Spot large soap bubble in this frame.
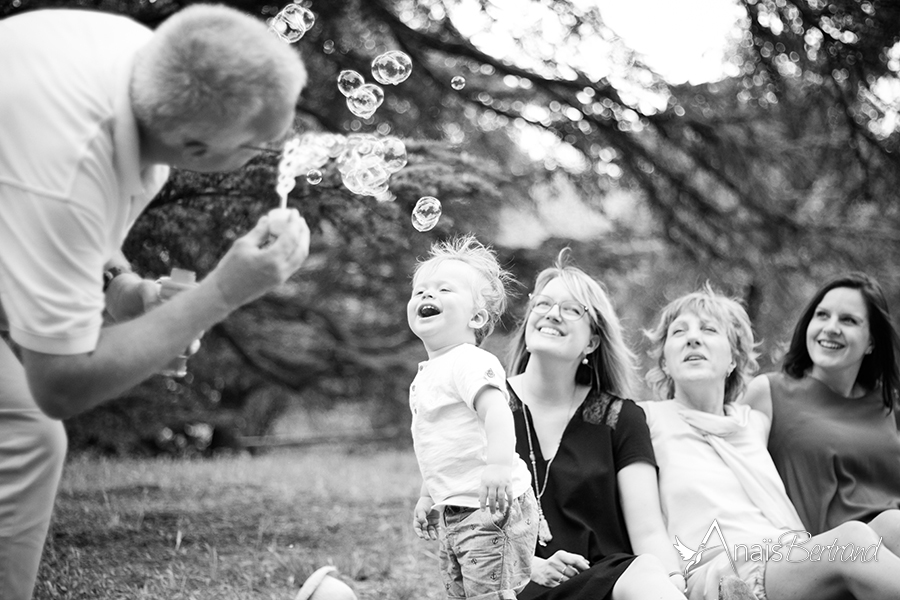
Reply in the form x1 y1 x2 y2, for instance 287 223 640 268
337 70 365 97
411 196 442 231
381 137 408 173
371 51 413 85
270 4 315 43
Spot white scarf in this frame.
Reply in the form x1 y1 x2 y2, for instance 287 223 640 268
678 403 804 531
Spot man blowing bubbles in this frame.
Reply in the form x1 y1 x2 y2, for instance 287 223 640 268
0 5 309 598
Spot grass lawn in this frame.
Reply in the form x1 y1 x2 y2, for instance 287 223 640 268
35 445 445 600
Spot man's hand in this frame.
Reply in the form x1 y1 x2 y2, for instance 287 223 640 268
104 274 161 323
413 496 439 540
479 463 513 514
206 209 310 309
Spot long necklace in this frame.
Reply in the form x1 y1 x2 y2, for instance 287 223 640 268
523 395 580 547
523 406 554 546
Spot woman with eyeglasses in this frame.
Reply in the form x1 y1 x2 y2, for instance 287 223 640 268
506 250 687 600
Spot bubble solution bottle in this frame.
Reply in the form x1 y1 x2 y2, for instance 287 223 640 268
157 268 197 378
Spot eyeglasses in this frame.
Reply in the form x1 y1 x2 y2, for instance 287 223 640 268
529 294 588 321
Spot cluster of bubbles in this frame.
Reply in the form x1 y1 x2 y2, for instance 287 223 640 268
269 4 315 43
276 132 409 200
338 70 384 119
265 9 445 231
338 50 413 119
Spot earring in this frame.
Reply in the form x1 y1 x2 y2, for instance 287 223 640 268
581 356 589 365
866 347 873 355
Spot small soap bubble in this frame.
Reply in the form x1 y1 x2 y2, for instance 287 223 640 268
324 134 348 158
347 84 384 118
361 83 385 105
365 180 391 197
381 137 408 173
451 76 466 90
412 196 442 231
374 190 396 203
306 169 323 185
371 50 413 85
358 163 390 189
337 70 365 97
276 176 295 199
341 169 367 195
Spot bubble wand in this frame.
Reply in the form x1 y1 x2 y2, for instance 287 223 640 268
268 142 298 236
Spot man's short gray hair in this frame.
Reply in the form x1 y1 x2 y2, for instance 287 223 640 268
131 4 307 142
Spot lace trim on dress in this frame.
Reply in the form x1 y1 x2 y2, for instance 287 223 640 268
511 387 627 429
582 390 625 428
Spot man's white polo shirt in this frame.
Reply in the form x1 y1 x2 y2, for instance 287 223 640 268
0 10 169 354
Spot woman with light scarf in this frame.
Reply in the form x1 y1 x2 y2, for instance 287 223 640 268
639 286 900 600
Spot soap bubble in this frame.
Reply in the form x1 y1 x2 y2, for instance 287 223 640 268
270 5 315 43
282 5 315 31
411 212 439 232
276 175 295 200
346 84 384 118
411 196 441 231
358 163 390 189
451 76 466 90
362 84 385 105
271 131 410 199
371 51 413 85
341 169 366 195
279 133 328 177
337 70 364 97
352 135 385 160
317 133 348 158
381 137 408 173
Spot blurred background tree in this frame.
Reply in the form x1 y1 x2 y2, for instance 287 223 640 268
2 0 897 454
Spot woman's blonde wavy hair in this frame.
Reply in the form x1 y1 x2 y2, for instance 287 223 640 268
644 284 759 404
506 249 638 398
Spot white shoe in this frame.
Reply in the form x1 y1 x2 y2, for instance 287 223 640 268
296 566 358 600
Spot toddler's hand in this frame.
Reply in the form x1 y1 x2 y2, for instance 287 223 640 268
413 496 439 541
479 464 513 514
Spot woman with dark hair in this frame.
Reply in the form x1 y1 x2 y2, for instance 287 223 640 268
641 286 900 600
742 273 900 547
506 250 688 600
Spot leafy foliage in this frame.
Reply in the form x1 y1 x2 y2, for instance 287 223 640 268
3 0 898 449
